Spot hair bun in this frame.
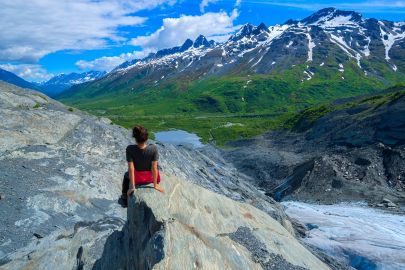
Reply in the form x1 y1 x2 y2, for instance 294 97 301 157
132 125 149 143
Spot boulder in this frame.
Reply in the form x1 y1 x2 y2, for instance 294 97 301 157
103 175 329 270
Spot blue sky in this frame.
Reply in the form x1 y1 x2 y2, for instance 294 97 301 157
0 0 404 82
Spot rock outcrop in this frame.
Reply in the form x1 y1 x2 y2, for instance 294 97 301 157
93 176 330 270
0 81 130 268
0 81 331 269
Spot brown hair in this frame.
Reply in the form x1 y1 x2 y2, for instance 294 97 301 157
132 125 149 143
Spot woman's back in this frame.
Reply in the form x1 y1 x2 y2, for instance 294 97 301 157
126 144 158 171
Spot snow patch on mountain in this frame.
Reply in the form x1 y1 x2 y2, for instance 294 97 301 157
315 15 360 29
305 28 316 62
107 8 405 82
379 22 405 61
329 33 362 67
267 24 290 43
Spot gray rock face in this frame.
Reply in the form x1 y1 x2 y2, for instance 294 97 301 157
91 176 330 270
0 81 130 266
0 81 331 269
224 89 405 206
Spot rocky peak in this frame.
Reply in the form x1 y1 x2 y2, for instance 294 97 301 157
180 38 194 51
301 7 363 26
193 34 211 48
229 23 256 41
253 22 269 34
301 7 337 24
229 23 270 42
333 9 363 22
239 23 256 35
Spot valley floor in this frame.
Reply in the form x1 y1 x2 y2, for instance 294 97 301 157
282 201 405 270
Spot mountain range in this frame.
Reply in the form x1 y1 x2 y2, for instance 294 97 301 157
0 68 105 97
59 8 405 118
35 71 106 97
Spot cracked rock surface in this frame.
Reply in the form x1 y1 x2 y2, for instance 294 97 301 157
116 175 330 270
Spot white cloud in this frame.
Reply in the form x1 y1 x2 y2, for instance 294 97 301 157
75 9 240 72
0 0 177 63
200 0 218 12
76 9 240 72
0 64 53 82
130 9 240 51
200 0 241 12
75 50 153 71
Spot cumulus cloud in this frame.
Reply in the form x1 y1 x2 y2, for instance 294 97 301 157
130 9 240 51
75 50 153 71
0 63 53 82
75 9 240 72
0 0 177 63
200 0 241 12
200 0 218 12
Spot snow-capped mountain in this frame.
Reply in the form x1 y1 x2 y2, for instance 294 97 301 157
59 8 405 113
38 70 106 97
114 35 216 71
101 8 404 85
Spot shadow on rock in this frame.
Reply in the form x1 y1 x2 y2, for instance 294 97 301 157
92 196 165 270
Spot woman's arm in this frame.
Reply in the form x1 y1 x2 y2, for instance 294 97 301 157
127 162 136 196
152 161 164 193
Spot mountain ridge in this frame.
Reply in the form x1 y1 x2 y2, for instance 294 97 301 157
36 70 106 97
57 8 405 145
109 7 404 75
0 68 39 91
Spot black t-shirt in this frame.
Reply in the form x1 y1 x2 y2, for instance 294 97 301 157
126 144 159 171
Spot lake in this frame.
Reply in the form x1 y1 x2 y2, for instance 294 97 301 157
154 130 203 148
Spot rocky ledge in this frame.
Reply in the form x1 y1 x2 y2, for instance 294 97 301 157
93 175 330 270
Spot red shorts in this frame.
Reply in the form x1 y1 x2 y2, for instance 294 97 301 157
134 170 161 185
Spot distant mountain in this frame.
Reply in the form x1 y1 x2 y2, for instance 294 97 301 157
113 35 216 71
38 71 106 97
0 68 39 90
59 8 405 120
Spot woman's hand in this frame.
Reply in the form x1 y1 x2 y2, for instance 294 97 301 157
154 184 165 193
127 187 135 196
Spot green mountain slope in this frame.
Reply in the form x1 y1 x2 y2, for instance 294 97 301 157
57 9 405 145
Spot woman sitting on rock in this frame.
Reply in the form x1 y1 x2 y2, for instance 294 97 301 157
121 125 164 206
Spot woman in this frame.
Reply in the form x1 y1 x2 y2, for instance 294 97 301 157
121 125 164 206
